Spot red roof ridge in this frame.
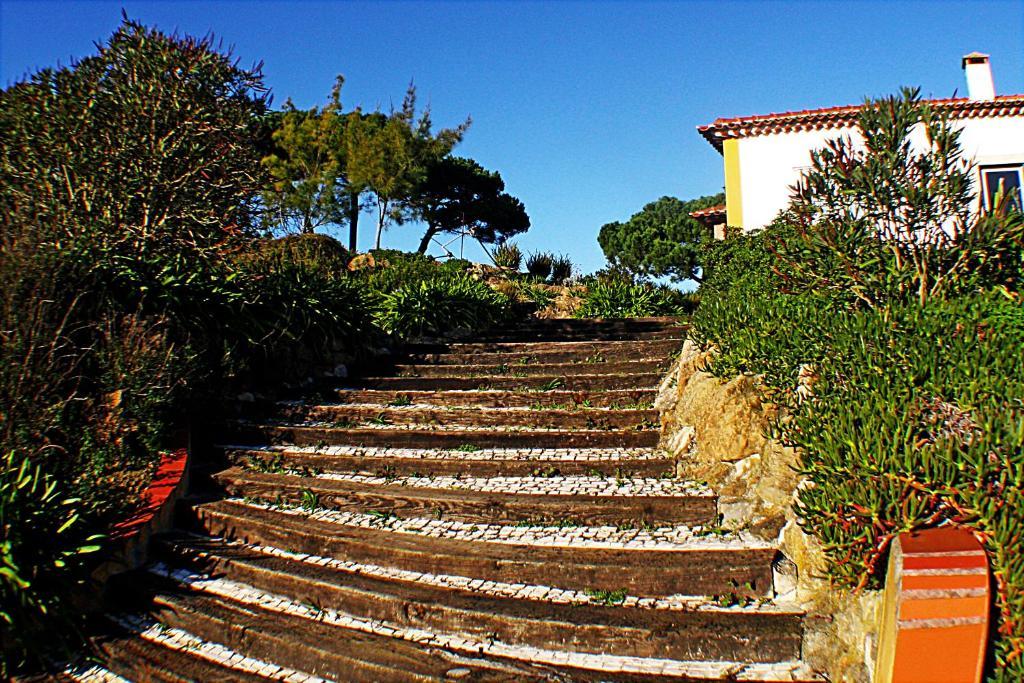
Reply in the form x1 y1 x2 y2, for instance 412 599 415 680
698 94 1024 152
689 203 726 217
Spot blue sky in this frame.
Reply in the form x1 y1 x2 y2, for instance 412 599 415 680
2 1 1022 273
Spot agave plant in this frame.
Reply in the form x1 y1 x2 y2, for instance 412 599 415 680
525 251 554 281
492 243 523 271
550 254 574 285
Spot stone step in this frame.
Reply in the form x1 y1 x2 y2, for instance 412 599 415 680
144 562 822 682
116 576 539 682
266 402 661 430
210 468 718 527
221 421 661 450
402 337 684 357
331 388 657 409
348 372 664 392
467 323 685 343
92 614 297 683
222 444 675 478
489 316 681 331
60 662 131 683
381 358 670 378
155 537 804 664
181 498 777 597
397 338 683 366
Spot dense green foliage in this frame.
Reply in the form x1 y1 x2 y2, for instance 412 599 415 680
0 20 276 671
691 90 1024 678
598 194 724 282
375 274 512 338
575 277 693 318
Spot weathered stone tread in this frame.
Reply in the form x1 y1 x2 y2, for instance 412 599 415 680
348 373 664 392
182 498 776 596
146 563 819 681
151 549 803 665
330 388 657 409
212 468 718 526
224 444 674 477
266 402 661 430
222 421 660 449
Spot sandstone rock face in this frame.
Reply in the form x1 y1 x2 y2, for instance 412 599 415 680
659 339 882 683
346 252 377 272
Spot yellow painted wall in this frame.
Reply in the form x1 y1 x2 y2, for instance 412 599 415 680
723 139 743 229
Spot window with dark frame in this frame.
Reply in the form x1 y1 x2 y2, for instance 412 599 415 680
981 166 1023 212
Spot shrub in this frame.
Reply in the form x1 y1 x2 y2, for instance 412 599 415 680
575 278 686 318
355 249 446 295
1 451 102 676
375 274 511 338
781 87 1024 307
492 242 523 271
244 234 351 275
549 254 575 285
525 251 554 281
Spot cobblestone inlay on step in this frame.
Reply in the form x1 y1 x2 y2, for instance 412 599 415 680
227 498 764 551
248 419 657 434
225 444 668 462
278 400 654 413
150 564 821 681
111 613 328 683
311 472 713 497
182 536 796 610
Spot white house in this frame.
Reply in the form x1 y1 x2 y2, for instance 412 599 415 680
694 53 1024 236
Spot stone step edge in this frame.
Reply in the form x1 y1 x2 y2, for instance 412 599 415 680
148 564 821 682
108 612 327 682
62 663 131 683
218 498 765 552
349 370 663 381
235 420 659 434
407 335 684 346
170 536 798 612
386 358 670 371
240 470 713 498
332 388 657 396
275 401 658 413
219 444 670 462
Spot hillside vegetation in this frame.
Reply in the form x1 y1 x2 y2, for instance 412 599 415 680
691 88 1024 680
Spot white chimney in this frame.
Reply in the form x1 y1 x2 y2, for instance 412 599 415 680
962 52 995 101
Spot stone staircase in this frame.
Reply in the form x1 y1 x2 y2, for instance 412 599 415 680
79 317 822 682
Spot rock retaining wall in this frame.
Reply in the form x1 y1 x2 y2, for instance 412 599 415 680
657 340 882 682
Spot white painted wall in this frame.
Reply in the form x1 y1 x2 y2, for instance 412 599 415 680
735 116 1024 232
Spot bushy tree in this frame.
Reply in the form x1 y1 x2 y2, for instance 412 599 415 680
781 87 1024 307
597 193 723 283
411 156 529 254
0 18 268 256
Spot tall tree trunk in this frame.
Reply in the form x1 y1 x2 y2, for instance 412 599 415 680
417 224 438 254
347 193 359 251
374 198 388 250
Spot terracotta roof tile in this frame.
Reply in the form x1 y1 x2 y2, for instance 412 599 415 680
697 94 1024 152
688 204 726 220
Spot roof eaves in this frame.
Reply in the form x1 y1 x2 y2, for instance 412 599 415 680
696 94 1024 152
